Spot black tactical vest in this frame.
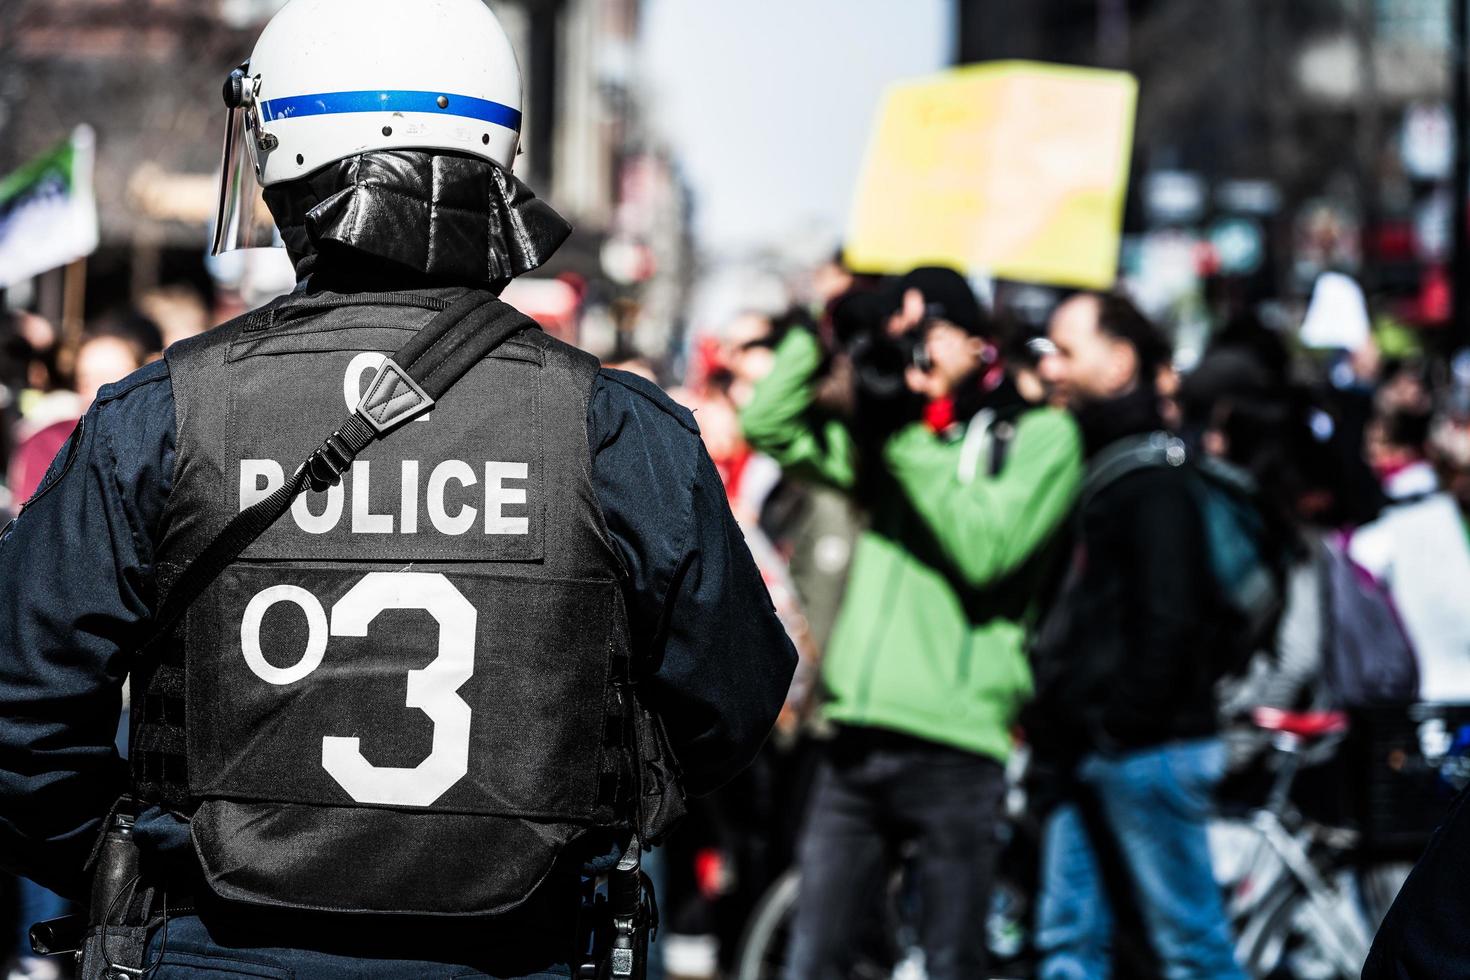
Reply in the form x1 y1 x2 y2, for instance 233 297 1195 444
131 289 636 916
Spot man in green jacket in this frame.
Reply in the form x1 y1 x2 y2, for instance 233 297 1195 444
741 269 1081 980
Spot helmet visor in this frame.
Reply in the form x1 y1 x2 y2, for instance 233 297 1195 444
212 76 277 255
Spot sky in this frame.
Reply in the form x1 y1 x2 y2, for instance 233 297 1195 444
638 0 954 259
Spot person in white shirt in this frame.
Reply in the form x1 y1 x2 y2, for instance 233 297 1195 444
1351 407 1470 702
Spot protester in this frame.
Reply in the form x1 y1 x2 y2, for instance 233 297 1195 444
10 313 58 396
72 329 150 405
1351 401 1470 701
8 326 149 502
722 310 786 410
1030 292 1247 980
719 307 859 655
742 267 1081 980
1359 377 1470 978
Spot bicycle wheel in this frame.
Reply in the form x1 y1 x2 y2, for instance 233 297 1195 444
1354 861 1411 934
731 870 800 980
728 871 898 980
1236 871 1372 980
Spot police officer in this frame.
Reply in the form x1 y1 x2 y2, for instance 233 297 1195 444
0 1 796 977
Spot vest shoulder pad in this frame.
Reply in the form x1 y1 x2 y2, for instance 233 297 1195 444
600 368 700 435
164 294 292 372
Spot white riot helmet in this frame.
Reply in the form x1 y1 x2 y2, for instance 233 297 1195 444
213 0 523 255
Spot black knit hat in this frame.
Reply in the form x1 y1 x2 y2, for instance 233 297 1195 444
893 266 988 337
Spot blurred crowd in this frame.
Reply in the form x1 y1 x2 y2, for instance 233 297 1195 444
6 252 1470 978
0 287 216 520
620 255 1470 978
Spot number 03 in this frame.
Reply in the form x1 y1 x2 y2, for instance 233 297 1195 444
239 572 476 807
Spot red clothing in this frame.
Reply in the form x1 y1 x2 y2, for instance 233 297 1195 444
923 396 955 434
10 418 77 502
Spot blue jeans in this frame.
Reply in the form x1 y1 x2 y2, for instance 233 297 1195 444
1036 738 1245 980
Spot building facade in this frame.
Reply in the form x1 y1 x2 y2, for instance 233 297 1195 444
0 0 689 356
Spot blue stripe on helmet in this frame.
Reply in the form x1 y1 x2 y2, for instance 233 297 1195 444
259 90 521 131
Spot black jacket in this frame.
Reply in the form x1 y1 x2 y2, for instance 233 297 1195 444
1030 390 1228 756
1364 780 1470 980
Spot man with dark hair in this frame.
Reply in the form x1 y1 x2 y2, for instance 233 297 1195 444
1031 292 1246 979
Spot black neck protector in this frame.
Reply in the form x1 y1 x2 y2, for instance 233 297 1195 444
264 150 572 288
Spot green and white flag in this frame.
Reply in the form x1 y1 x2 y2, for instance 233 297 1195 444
0 125 99 289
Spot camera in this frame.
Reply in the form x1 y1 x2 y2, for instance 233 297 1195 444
829 290 931 402
848 326 931 401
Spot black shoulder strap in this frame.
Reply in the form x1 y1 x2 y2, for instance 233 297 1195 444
1080 430 1185 508
140 290 534 657
986 403 1029 477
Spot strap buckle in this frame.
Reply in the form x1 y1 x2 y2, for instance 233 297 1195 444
304 431 354 492
356 357 435 434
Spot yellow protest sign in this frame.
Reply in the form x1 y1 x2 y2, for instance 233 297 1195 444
845 61 1137 289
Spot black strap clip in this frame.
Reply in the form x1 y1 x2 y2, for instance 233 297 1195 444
304 430 355 492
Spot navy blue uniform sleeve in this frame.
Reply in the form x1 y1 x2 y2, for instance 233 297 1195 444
0 360 175 898
589 369 796 797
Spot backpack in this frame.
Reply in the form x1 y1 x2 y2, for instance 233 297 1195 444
1081 432 1284 658
1317 537 1419 706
